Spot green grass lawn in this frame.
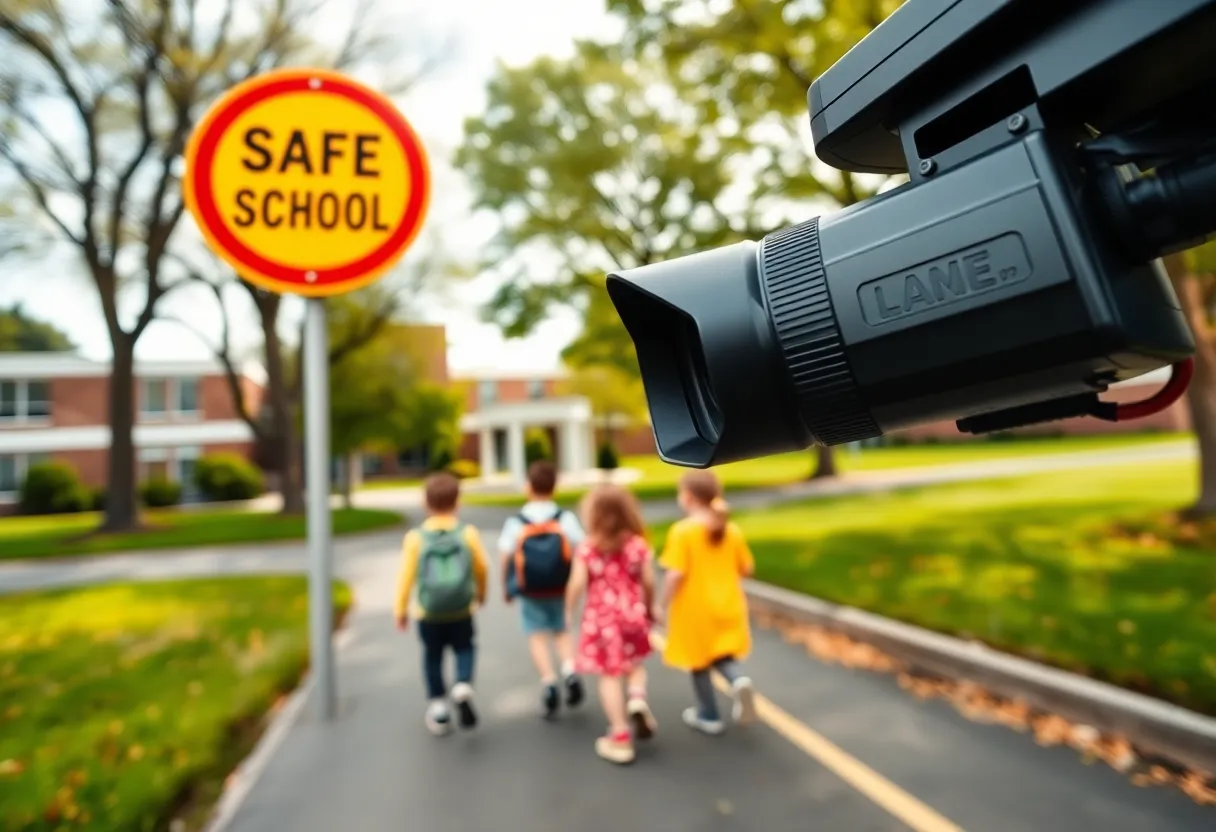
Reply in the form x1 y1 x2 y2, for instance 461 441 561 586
649 459 1216 715
0 507 403 562
460 432 1188 507
0 577 351 832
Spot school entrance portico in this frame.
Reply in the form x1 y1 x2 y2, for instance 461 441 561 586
460 396 595 485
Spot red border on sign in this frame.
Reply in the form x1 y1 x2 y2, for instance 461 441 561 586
188 72 428 291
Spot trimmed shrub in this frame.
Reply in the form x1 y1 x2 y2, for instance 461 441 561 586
140 477 182 508
194 453 265 502
524 428 553 466
447 459 481 480
89 486 107 512
596 441 620 471
19 461 90 515
428 446 454 472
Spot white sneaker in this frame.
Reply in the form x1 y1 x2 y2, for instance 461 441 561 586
682 707 725 735
424 700 452 736
731 677 757 726
451 682 478 729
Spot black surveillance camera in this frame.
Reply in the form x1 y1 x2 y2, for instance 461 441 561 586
608 0 1215 468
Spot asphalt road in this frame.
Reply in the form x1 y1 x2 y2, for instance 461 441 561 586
210 526 1211 832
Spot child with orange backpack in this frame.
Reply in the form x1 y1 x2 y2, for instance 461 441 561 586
498 460 586 718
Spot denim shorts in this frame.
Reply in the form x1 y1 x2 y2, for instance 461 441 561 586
519 596 566 634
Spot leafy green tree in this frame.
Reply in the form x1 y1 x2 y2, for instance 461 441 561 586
326 302 465 506
524 428 553 467
395 382 464 469
0 0 430 530
455 38 770 384
458 2 902 479
0 303 74 352
327 294 418 506
609 0 904 477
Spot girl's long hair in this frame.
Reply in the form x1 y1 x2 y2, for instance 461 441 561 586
581 484 645 553
680 471 730 545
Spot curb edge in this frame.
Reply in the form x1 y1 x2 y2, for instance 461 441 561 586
744 579 1216 775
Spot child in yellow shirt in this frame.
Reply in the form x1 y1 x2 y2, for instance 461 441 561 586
395 473 489 736
657 471 758 735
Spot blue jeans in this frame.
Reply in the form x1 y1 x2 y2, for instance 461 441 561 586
692 657 744 721
519 596 566 634
417 617 476 700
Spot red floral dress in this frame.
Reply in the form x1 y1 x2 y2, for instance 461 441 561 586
574 534 654 676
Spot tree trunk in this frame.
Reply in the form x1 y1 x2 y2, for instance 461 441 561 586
340 452 362 509
102 341 139 531
259 297 305 515
809 444 838 480
1167 257 1216 516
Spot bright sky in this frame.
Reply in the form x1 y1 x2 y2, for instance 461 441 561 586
0 0 612 373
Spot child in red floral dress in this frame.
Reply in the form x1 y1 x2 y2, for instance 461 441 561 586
565 484 657 765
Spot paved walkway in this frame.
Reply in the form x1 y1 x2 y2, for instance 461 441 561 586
1 441 1210 830
144 522 1202 832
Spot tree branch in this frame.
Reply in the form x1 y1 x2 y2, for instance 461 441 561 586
167 269 267 441
327 296 399 366
200 0 237 75
0 9 102 265
0 138 82 245
106 0 170 260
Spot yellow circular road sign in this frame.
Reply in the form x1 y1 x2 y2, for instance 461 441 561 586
183 68 431 297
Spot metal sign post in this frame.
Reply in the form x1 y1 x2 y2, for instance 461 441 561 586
303 298 336 721
183 68 431 724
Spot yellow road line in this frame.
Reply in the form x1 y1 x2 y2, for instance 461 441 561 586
650 633 963 832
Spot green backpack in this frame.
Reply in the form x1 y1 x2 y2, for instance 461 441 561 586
416 525 475 619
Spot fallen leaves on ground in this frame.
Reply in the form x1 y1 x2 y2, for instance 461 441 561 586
753 608 1216 806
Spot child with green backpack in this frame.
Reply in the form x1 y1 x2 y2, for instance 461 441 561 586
395 472 489 736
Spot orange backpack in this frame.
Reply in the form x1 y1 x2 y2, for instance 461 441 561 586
507 509 572 598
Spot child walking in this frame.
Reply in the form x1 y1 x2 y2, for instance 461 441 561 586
566 484 657 765
657 471 758 735
395 472 489 736
498 460 586 719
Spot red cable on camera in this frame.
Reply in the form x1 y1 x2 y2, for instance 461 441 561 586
1103 358 1195 422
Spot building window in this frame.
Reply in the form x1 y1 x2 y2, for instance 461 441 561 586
479 380 498 406
176 446 201 498
138 447 171 481
138 447 199 499
142 379 168 416
0 379 53 423
0 453 47 496
0 454 17 494
177 378 199 415
527 379 546 400
141 378 200 419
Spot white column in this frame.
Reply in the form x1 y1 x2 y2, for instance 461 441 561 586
507 420 527 484
559 420 579 473
581 418 595 471
479 428 495 475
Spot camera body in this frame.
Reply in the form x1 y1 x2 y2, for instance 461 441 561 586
608 0 1216 468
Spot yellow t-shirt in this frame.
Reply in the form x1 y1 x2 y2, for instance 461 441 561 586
394 516 488 621
659 518 754 671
